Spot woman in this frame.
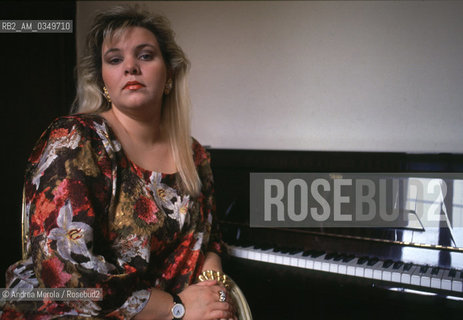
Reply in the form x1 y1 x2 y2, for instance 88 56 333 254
1 5 236 320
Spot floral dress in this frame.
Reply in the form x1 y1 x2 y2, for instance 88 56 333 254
1 114 223 319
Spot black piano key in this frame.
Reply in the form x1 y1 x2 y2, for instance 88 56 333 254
311 250 325 258
449 269 457 278
420 265 429 274
279 247 291 254
393 261 403 270
289 248 303 255
431 267 439 275
302 250 314 257
324 252 337 260
272 246 282 253
342 254 355 263
403 263 413 271
259 244 274 251
357 256 369 265
333 254 345 262
367 257 379 266
382 260 394 269
460 270 463 279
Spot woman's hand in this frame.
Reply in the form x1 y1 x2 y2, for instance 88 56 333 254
178 280 236 320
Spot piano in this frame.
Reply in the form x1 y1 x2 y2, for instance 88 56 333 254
209 149 463 319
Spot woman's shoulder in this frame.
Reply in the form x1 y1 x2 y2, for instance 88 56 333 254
47 113 107 132
41 113 116 145
27 113 116 164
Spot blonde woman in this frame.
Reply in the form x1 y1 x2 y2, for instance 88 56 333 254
2 6 235 320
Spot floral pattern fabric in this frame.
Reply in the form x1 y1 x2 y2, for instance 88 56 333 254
1 114 222 319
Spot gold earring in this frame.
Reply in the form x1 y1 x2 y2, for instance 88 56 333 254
103 86 111 103
164 79 173 95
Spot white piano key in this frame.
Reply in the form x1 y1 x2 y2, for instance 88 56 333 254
275 253 284 265
338 264 347 275
391 264 405 284
268 252 276 264
252 250 262 261
355 266 365 277
329 262 338 273
306 258 314 270
411 267 423 286
420 268 433 288
297 256 307 268
260 251 269 262
430 269 445 289
290 252 303 267
452 271 463 292
283 255 291 266
247 249 257 261
364 260 381 279
440 269 454 291
401 265 419 285
347 265 356 276
382 270 392 282
346 258 359 276
321 262 331 272
373 269 382 280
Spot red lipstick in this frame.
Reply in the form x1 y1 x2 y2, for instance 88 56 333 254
123 81 144 90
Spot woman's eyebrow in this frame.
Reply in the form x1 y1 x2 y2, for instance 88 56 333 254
103 43 157 57
103 48 120 57
135 43 157 51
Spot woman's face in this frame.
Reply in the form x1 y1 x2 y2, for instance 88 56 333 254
101 26 168 115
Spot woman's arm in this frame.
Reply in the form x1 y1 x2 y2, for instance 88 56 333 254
202 251 223 273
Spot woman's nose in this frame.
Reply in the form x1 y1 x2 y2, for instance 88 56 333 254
124 59 140 75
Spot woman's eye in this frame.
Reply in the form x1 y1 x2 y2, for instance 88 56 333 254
139 53 153 60
106 56 122 64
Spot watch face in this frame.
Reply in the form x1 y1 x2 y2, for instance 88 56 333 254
172 303 185 319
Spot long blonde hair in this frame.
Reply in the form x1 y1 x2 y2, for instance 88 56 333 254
72 5 201 196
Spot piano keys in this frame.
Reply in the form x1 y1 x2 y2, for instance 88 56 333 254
225 242 463 295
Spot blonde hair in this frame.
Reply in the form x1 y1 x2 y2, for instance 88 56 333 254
72 5 201 196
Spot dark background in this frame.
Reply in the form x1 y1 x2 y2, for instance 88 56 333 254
0 1 76 287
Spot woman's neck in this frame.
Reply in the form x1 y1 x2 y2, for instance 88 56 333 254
105 106 165 147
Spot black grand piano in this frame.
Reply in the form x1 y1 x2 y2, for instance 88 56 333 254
209 149 463 320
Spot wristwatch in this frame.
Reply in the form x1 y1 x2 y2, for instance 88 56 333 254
171 293 185 319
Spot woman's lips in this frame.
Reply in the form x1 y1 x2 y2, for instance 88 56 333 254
123 81 144 90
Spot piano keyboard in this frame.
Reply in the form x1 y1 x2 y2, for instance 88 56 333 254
226 243 463 295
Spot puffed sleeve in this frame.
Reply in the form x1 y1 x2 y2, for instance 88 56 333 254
2 116 151 319
193 140 224 256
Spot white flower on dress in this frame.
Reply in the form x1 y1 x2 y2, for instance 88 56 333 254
32 126 81 188
112 234 150 266
192 232 204 251
48 201 92 263
149 172 176 208
64 300 102 317
8 258 39 290
81 255 115 274
167 195 190 229
119 289 151 316
93 121 121 154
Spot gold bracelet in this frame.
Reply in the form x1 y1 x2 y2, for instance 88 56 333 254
198 270 230 288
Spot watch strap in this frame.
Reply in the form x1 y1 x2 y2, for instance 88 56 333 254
172 293 183 305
